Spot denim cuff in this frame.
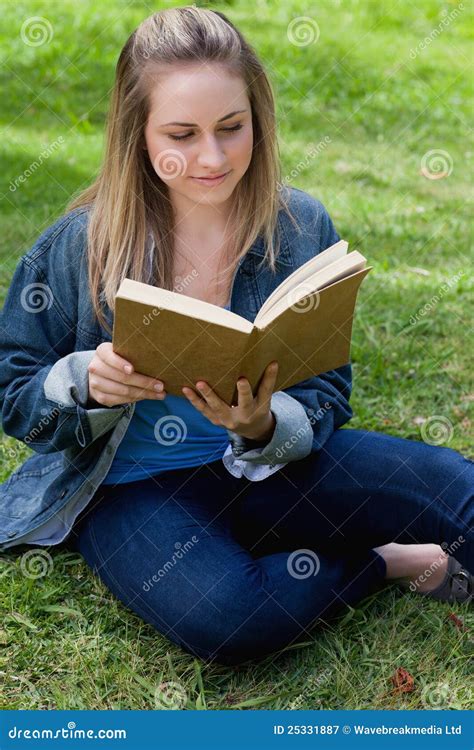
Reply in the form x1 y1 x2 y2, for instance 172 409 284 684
43 350 127 445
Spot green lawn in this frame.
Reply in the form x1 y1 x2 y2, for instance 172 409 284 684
0 0 472 710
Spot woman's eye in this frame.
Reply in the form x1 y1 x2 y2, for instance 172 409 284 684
168 124 243 142
168 132 194 141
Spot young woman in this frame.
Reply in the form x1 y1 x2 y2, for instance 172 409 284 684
0 7 472 667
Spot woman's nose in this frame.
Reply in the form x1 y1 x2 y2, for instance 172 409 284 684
196 135 226 169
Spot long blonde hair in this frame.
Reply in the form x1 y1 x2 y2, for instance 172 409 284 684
66 5 296 336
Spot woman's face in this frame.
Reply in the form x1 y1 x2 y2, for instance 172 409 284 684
144 63 254 209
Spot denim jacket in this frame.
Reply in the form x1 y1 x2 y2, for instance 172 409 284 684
0 187 353 549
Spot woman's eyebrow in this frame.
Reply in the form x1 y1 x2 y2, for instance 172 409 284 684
158 109 248 127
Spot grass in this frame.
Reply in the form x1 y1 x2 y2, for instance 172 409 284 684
0 0 473 710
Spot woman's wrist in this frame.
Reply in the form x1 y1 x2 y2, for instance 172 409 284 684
237 411 276 444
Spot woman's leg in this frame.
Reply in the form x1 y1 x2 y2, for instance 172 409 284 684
232 428 474 573
372 542 450 591
68 459 386 666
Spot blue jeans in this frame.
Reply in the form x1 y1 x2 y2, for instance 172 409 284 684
69 428 474 666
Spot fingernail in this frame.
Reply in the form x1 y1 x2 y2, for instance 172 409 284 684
154 383 163 392
124 365 133 374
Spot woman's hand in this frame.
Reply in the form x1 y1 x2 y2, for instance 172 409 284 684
87 342 167 407
182 361 279 442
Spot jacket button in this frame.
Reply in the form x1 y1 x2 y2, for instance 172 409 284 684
7 530 18 538
59 489 68 499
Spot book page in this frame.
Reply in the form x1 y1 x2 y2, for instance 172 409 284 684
116 279 253 334
256 240 348 321
255 251 366 329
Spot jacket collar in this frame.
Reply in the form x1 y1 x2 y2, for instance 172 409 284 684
245 213 293 267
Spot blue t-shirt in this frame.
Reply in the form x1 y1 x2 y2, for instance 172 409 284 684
101 302 232 484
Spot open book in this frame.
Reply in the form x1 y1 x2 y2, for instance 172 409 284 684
112 240 372 406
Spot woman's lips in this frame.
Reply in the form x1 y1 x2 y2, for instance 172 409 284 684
190 171 230 186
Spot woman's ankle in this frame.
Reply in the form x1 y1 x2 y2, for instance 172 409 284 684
373 542 449 591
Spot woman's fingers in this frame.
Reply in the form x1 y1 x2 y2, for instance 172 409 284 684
88 343 166 405
89 359 163 394
256 361 278 407
97 342 134 373
88 373 166 405
193 381 225 410
92 343 164 392
235 377 254 411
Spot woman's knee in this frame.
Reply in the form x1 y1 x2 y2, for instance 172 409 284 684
194 588 273 661
146 570 288 665
325 429 473 498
